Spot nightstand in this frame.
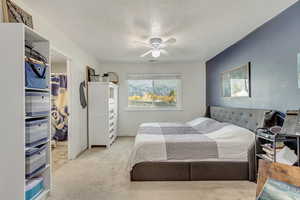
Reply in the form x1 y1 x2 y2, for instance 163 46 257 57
255 129 300 178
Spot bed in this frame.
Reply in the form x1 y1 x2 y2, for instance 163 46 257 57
129 106 272 181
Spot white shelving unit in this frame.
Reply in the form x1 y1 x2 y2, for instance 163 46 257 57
0 24 51 200
88 82 119 148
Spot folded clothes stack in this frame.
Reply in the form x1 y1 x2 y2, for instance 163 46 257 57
261 142 285 160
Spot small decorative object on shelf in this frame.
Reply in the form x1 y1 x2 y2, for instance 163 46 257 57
107 72 119 84
100 73 109 82
101 72 119 84
90 74 100 82
2 0 34 28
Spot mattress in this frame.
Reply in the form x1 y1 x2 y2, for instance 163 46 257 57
128 117 255 170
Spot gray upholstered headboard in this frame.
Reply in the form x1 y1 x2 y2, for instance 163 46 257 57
209 106 272 132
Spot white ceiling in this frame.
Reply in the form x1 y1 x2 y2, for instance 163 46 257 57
25 0 296 63
50 49 67 64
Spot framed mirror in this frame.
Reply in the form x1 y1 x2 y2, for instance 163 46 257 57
221 62 251 98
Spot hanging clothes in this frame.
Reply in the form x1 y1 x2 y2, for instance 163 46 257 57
51 74 68 141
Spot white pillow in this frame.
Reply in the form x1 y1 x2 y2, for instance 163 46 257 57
186 117 210 127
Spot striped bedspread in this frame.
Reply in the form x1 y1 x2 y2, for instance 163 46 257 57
128 117 255 170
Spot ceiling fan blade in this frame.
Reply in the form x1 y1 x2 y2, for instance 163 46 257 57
133 41 151 48
160 49 169 55
164 38 176 44
140 50 152 57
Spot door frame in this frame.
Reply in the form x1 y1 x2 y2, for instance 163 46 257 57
50 47 72 160
85 66 96 148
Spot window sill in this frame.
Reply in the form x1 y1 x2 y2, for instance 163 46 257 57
125 107 184 112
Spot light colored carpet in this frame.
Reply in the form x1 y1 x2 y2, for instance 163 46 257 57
52 141 68 172
49 137 256 200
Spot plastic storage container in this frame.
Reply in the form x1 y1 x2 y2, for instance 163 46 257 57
26 118 49 147
25 91 50 117
25 60 48 89
25 145 47 178
25 177 44 200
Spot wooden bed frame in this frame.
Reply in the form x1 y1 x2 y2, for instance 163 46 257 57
130 106 273 181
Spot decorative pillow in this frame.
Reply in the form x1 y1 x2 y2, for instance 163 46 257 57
186 117 210 127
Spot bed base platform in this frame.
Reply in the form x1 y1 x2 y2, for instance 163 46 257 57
131 161 251 181
131 140 256 182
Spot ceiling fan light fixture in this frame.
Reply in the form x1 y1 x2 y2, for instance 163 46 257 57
138 37 174 58
152 49 160 58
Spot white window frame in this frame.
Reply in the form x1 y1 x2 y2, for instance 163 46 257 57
126 73 183 111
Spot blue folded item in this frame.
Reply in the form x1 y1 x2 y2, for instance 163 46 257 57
25 60 48 89
25 178 44 200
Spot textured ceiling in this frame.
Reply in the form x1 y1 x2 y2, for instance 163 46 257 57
50 49 67 64
24 0 297 63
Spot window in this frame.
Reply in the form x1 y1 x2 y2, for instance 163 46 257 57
127 74 182 110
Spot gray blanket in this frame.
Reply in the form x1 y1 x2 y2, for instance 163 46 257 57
138 121 229 160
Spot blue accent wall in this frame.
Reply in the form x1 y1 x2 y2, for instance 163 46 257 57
206 2 300 112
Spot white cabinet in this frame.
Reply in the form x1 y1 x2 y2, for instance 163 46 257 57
0 24 51 200
88 82 118 148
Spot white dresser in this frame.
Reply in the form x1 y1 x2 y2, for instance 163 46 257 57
88 82 118 148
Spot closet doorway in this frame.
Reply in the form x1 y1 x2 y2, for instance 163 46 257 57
50 49 70 172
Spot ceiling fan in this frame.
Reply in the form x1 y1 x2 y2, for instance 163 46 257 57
135 37 176 58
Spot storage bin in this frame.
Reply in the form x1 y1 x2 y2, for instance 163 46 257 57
26 145 47 178
26 118 49 147
25 60 48 89
25 177 44 200
26 92 50 117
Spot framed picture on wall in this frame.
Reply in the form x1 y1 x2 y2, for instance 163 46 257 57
2 0 34 29
221 62 251 98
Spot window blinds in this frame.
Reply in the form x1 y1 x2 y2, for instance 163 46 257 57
127 73 182 80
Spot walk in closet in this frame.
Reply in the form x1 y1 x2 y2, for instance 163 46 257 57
0 24 51 200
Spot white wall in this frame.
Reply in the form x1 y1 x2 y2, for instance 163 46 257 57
52 62 67 74
99 62 206 136
1 0 100 159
